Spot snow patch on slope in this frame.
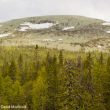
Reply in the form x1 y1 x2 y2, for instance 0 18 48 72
106 30 110 33
97 45 102 49
58 39 63 41
18 26 29 32
102 22 110 25
42 39 55 42
0 33 12 38
18 22 56 31
42 38 63 42
62 26 74 31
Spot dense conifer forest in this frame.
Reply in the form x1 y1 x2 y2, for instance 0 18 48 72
0 46 110 110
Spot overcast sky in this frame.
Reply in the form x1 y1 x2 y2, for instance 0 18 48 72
0 0 110 22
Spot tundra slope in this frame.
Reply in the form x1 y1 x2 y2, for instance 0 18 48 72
0 15 110 52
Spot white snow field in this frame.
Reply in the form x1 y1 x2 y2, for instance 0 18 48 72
18 26 29 32
58 39 63 41
102 22 110 25
0 33 12 38
42 39 55 42
62 26 75 31
18 22 56 31
97 45 102 49
106 30 110 33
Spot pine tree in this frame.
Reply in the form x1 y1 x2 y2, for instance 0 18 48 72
2 61 9 78
45 53 58 110
18 54 24 84
59 50 63 67
3 76 13 105
0 73 5 105
11 81 26 105
99 52 104 65
58 59 82 110
8 60 17 81
93 53 105 110
103 56 110 110
0 74 12 106
83 53 96 109
35 44 39 62
33 44 40 80
18 54 23 70
32 67 47 110
84 53 94 93
63 60 77 110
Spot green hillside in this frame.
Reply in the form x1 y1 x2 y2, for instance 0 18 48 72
0 15 110 52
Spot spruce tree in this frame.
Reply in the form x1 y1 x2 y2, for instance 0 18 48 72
11 81 26 106
45 54 58 110
33 44 40 80
59 60 82 110
59 50 63 67
83 53 95 109
2 61 9 77
8 60 17 81
103 56 110 110
18 54 24 84
32 67 47 110
84 53 94 93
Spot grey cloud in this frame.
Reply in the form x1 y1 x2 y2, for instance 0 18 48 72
0 0 110 22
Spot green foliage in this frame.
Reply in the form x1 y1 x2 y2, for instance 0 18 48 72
59 50 64 67
0 46 109 110
32 67 47 110
103 56 110 110
8 60 17 81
